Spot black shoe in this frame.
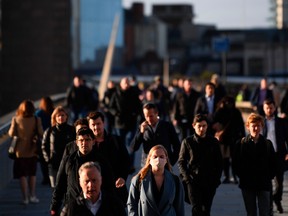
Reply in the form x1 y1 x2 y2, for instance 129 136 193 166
275 201 283 214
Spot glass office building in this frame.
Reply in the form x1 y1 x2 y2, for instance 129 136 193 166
71 0 123 70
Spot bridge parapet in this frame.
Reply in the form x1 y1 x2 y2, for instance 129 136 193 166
0 93 66 190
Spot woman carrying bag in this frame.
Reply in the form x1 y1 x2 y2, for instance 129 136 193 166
8 99 43 205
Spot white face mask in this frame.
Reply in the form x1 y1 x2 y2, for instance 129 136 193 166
150 157 166 168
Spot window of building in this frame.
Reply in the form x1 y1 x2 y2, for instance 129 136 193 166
248 58 263 76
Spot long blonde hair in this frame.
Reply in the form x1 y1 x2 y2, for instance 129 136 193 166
136 145 172 183
51 106 68 127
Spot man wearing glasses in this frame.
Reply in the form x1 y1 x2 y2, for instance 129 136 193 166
50 128 115 216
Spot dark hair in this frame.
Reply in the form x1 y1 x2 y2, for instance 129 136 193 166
217 95 235 110
263 98 275 106
39 96 54 115
193 114 208 125
205 82 216 89
74 118 89 127
76 128 95 139
87 111 105 122
143 102 158 112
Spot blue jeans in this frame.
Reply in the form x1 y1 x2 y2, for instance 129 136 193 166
241 189 270 216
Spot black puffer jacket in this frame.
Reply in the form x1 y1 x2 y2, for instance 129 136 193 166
41 123 75 169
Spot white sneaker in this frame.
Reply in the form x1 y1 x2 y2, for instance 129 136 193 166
22 199 29 205
29 196 39 203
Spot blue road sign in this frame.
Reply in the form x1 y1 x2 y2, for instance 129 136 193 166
212 37 230 52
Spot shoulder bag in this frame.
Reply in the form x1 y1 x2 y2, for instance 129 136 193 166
8 118 18 159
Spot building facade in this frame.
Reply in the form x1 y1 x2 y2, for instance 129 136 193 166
0 0 72 114
71 0 124 72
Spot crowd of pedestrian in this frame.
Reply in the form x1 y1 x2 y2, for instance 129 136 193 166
7 74 288 216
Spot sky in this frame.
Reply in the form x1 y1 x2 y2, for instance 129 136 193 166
122 0 273 29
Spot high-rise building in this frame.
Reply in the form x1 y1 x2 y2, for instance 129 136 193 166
71 0 124 72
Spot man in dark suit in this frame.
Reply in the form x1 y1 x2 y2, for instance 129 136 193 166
131 102 181 167
194 82 220 135
263 99 288 214
173 78 200 140
194 82 220 120
251 78 274 116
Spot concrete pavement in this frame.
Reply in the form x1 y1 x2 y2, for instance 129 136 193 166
0 154 287 216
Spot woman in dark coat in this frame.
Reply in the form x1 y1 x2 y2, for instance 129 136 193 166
41 106 75 188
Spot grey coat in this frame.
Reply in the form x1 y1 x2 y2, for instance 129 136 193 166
127 169 184 216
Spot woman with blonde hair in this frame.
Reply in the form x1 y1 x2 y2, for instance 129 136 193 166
8 99 43 204
127 145 184 216
41 106 75 188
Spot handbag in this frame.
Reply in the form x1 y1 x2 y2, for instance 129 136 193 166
8 136 18 159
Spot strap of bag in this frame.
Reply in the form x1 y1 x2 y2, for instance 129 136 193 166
34 116 39 136
12 117 18 137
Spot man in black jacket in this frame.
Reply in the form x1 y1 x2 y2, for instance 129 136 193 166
66 161 126 216
263 99 288 214
233 113 277 216
50 128 115 216
178 114 223 216
109 77 142 172
194 82 220 136
131 102 180 166
173 78 200 140
87 111 130 205
250 78 274 116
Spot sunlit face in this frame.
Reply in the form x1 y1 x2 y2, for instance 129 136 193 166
73 77 81 87
76 135 94 155
143 108 159 127
260 79 267 89
205 85 214 97
120 78 130 91
79 167 102 203
89 117 104 137
145 90 154 102
263 103 275 118
107 80 115 89
149 148 167 170
55 111 67 124
247 122 262 139
183 80 192 93
193 120 208 138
